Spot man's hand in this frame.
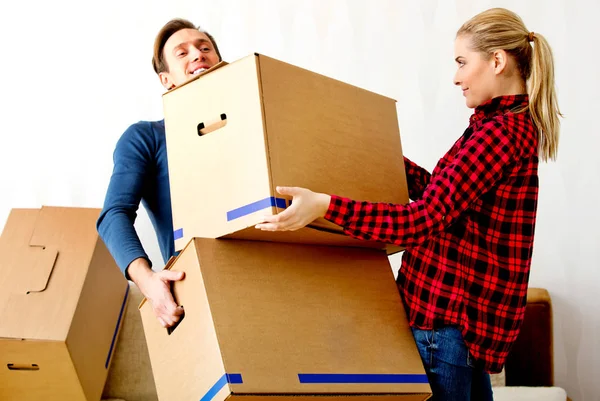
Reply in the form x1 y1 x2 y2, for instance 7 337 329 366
255 186 331 231
127 258 185 328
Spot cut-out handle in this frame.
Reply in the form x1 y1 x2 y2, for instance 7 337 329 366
166 280 185 335
26 246 59 294
7 363 39 371
198 113 227 136
166 307 185 335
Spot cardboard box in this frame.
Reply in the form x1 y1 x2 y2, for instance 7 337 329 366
164 54 408 253
139 238 431 401
0 207 129 401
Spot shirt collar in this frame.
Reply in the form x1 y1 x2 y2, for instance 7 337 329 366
469 94 529 125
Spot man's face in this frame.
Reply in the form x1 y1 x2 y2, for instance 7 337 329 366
159 28 220 90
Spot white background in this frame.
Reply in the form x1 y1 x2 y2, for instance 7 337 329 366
0 1 598 399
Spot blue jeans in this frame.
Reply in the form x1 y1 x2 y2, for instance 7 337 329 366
411 326 494 401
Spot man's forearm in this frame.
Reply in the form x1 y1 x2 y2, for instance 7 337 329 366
127 257 153 286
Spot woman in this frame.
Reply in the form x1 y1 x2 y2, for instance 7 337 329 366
256 8 562 401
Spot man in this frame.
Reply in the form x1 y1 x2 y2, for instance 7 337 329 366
97 19 222 328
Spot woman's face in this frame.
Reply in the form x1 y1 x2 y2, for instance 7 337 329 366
453 35 497 109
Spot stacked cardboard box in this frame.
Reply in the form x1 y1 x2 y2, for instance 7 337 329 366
0 207 129 401
139 54 432 401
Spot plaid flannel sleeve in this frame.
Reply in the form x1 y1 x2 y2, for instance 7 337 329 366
403 156 431 200
324 119 516 247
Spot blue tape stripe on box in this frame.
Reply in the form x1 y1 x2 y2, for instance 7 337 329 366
226 373 243 384
226 197 287 221
199 373 243 401
105 283 130 369
174 228 183 240
298 373 429 384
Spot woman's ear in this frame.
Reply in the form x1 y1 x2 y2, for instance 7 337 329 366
492 49 508 75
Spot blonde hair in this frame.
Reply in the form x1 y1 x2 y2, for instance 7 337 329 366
457 8 562 161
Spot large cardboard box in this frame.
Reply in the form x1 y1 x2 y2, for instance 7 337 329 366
164 54 408 253
140 238 431 401
0 207 130 401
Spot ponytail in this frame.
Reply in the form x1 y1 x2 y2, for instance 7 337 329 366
457 8 563 161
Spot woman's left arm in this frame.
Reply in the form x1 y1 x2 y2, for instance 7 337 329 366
257 119 515 248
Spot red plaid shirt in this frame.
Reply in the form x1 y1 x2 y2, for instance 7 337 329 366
325 95 538 373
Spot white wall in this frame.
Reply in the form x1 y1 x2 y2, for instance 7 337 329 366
0 1 598 399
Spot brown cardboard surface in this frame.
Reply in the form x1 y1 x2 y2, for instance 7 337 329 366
67 238 130 401
165 54 270 245
164 53 408 252
0 340 86 400
139 238 227 401
140 238 430 401
232 395 431 401
258 55 406 228
0 207 129 401
0 207 100 340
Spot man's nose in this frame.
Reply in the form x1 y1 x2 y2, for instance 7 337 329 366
190 47 205 62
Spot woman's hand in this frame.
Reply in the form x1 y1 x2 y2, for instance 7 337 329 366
255 186 331 231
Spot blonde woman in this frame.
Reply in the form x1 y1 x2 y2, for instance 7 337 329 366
256 8 562 401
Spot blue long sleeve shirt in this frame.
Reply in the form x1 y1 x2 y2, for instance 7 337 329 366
97 120 175 277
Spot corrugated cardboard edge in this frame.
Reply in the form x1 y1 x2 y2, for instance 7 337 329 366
254 53 398 103
253 53 280 220
63 237 97 401
193 239 234 399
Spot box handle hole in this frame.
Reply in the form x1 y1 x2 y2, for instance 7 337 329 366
167 306 185 335
7 363 39 371
198 113 227 136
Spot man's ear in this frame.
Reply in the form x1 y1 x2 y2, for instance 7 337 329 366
492 49 508 75
159 72 174 90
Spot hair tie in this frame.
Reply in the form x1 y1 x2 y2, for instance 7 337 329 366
528 32 535 42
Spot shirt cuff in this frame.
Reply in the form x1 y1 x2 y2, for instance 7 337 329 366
324 194 353 227
122 253 152 281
